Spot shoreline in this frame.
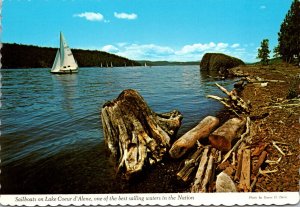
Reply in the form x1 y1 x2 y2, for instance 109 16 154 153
113 63 299 193
228 63 300 192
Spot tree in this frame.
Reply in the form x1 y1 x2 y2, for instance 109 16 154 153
257 39 270 65
273 45 281 58
277 0 300 64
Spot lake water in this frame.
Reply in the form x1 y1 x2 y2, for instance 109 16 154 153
0 66 236 194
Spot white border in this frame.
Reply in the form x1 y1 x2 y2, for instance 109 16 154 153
0 192 299 206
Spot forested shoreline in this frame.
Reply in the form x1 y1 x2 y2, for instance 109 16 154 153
1 43 141 69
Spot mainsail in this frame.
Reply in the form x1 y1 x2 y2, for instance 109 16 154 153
51 32 78 73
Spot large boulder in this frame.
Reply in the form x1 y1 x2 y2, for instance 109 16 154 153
200 53 245 76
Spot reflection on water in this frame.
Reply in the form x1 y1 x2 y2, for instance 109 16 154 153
52 74 78 113
0 66 236 194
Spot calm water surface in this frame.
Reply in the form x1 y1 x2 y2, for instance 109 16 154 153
1 66 236 193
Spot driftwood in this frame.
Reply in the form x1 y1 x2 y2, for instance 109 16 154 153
221 116 250 163
101 89 182 179
209 117 246 152
234 149 243 181
191 147 210 192
177 146 204 182
169 116 219 158
207 83 250 115
200 148 216 192
246 76 286 84
272 141 286 156
238 149 251 192
252 151 268 175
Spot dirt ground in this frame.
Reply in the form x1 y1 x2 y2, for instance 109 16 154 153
230 63 300 192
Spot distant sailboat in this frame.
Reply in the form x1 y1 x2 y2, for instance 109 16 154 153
51 32 79 74
144 62 147 67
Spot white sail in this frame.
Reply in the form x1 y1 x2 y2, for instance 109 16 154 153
51 32 79 73
51 49 61 72
60 33 78 71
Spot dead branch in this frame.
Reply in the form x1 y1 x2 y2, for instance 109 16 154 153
252 151 268 175
265 156 282 165
207 83 250 115
259 168 278 175
272 141 286 156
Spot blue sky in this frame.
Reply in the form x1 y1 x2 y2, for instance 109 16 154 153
2 0 293 62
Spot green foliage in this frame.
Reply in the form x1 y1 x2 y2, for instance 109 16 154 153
287 77 300 99
277 0 300 64
1 43 141 69
273 45 281 58
257 39 270 65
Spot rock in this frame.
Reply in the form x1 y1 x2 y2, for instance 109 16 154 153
200 53 245 77
216 172 237 192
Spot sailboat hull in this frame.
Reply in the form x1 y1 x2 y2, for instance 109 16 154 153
50 68 79 74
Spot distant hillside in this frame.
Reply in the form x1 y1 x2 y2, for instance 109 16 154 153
1 43 141 69
137 60 199 66
248 57 283 66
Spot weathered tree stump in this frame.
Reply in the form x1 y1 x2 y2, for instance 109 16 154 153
209 117 246 152
101 89 182 179
169 116 219 158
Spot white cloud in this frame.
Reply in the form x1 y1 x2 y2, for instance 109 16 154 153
114 12 138 20
260 5 266 9
99 42 255 62
102 45 120 53
176 42 216 55
73 12 104 21
215 43 229 51
231 43 240 48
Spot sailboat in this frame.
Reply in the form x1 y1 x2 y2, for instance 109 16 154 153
51 32 79 74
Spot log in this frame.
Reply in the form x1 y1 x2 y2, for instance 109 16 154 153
177 146 204 182
234 149 243 181
200 148 216 192
238 149 251 192
221 116 250 163
252 151 268 175
209 117 246 152
191 147 210 192
101 89 182 179
169 116 219 158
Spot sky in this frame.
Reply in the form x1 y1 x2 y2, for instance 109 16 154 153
2 0 293 62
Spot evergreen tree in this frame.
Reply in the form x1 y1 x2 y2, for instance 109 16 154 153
277 0 300 64
257 39 270 65
273 45 281 58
